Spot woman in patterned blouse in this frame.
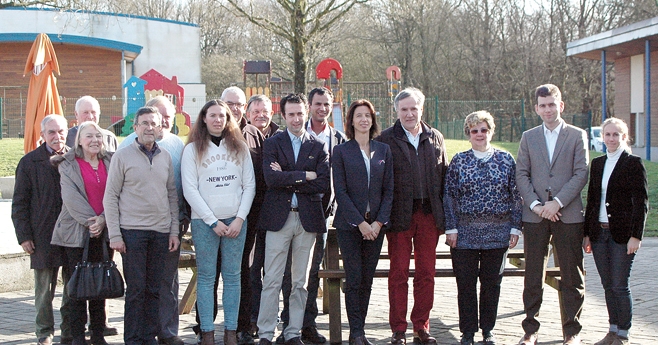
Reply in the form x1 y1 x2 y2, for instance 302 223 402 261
443 111 523 345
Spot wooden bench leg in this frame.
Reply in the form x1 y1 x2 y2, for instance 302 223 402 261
326 277 342 344
179 267 198 315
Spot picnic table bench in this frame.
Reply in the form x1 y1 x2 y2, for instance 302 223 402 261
318 228 568 344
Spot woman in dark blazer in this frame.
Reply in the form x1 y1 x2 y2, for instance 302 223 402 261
583 118 648 345
332 99 394 345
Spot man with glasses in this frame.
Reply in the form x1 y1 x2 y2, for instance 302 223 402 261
66 95 118 152
248 94 280 139
105 106 180 345
119 96 187 345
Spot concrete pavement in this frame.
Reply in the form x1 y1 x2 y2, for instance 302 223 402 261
1 232 657 345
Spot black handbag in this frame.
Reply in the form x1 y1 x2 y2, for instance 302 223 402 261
67 232 124 300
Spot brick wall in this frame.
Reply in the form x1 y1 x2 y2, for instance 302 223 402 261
1 42 123 132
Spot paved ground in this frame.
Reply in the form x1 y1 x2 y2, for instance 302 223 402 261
1 235 657 345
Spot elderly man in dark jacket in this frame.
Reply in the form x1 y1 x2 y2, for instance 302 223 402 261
376 88 448 345
12 114 72 345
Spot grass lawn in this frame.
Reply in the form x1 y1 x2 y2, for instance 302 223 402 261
2 137 656 235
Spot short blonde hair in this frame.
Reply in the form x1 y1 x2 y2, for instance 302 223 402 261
464 110 495 136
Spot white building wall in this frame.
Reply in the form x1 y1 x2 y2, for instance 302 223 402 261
0 8 202 83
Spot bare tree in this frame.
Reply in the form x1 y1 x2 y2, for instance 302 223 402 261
223 0 367 93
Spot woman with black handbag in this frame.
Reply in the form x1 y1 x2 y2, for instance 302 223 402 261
51 121 114 345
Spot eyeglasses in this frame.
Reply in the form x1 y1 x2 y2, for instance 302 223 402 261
138 121 162 129
226 102 245 108
469 128 490 135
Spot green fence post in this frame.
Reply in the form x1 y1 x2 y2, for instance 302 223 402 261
434 96 439 129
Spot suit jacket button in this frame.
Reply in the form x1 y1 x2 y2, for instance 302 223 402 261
607 214 612 218
549 174 553 178
605 203 610 207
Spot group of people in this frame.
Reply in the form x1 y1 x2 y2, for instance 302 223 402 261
12 83 647 345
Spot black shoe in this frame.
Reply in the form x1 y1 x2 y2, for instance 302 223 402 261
483 331 496 345
301 327 325 344
258 339 272 345
59 336 72 345
238 331 255 345
90 337 109 345
159 336 185 345
71 336 86 345
460 333 474 345
284 337 305 345
275 333 286 345
390 332 406 345
103 324 118 337
38 337 53 345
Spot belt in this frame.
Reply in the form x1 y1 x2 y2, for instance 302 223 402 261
600 222 609 229
290 207 299 212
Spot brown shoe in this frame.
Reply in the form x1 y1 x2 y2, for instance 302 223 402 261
518 333 537 345
594 332 618 345
391 332 406 345
225 330 238 345
564 334 581 345
413 330 437 345
201 331 215 345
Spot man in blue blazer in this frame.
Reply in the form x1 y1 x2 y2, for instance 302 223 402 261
256 93 330 345
516 84 589 345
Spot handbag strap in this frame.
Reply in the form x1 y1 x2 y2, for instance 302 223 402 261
82 231 111 262
82 231 91 262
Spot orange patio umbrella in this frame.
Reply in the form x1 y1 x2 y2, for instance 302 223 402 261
23 33 64 153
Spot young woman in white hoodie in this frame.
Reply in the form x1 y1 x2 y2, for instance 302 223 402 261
182 100 256 345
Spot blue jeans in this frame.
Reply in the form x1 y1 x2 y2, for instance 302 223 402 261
192 218 246 332
121 229 170 345
591 227 636 333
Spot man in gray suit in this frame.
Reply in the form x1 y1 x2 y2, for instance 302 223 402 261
515 84 589 345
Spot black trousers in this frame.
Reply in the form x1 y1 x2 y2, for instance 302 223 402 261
450 247 508 334
61 237 109 339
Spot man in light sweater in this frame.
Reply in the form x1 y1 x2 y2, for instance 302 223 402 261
104 106 180 345
118 96 187 345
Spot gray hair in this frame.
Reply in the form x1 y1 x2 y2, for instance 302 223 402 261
75 95 101 114
394 87 425 111
221 86 247 103
145 95 176 115
247 94 272 111
40 114 68 132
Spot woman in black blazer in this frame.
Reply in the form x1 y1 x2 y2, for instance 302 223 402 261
332 99 394 345
583 118 648 345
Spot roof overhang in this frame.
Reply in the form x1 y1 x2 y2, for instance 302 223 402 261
0 33 142 61
566 16 658 62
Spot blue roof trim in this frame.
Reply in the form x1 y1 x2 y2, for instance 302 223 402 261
2 7 198 27
0 33 143 54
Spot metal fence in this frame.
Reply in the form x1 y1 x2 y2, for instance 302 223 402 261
1 92 593 142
